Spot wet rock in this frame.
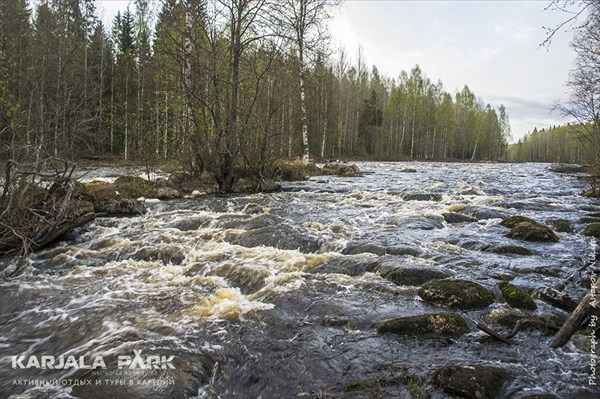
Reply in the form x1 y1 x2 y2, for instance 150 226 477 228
402 193 442 202
133 245 186 265
489 245 533 256
452 205 510 220
500 215 536 228
483 306 525 328
312 257 367 276
322 162 361 176
418 279 495 310
233 177 281 193
113 176 156 198
366 257 454 286
533 286 578 312
390 215 445 230
167 217 210 231
342 242 386 256
580 216 600 223
156 186 182 200
502 216 559 242
386 245 423 257
71 350 212 399
226 224 322 253
582 187 600 198
400 168 417 173
451 239 490 251
442 212 477 224
94 198 147 216
377 312 469 337
584 223 600 238
549 164 585 174
432 364 512 399
499 282 537 310
212 264 269 295
548 218 573 233
220 214 282 231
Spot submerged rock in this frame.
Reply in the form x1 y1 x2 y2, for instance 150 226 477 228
366 257 454 286
377 312 469 337
402 193 442 202
451 205 510 220
418 279 495 310
389 215 445 230
342 242 386 256
489 245 533 256
400 168 417 173
584 223 600 238
442 212 477 224
432 364 512 399
226 224 322 253
133 245 186 265
499 282 537 310
386 245 423 257
312 257 367 277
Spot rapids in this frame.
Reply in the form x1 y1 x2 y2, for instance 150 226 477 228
1 162 598 398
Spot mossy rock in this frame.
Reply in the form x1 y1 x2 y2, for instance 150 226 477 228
113 176 156 198
432 365 512 399
499 282 536 310
418 279 495 310
507 222 559 242
548 219 573 233
584 223 600 238
500 215 536 228
489 245 533 256
377 312 469 337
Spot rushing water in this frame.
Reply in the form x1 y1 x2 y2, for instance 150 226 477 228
1 162 599 398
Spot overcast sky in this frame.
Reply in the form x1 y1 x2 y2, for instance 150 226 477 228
97 0 578 142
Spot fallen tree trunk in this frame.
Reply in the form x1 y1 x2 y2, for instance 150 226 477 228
0 163 95 261
550 278 600 348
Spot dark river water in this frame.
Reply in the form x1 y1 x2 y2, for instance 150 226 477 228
1 162 599 398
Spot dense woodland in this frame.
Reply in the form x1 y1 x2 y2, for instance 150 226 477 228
508 124 597 164
0 0 513 192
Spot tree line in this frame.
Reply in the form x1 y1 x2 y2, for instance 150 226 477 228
0 0 512 192
508 124 597 164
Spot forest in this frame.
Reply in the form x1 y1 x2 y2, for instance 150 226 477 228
508 124 598 164
0 0 513 193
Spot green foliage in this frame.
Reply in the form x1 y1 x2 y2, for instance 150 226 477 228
1 0 512 190
508 124 596 163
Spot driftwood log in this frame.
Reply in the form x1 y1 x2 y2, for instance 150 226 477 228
550 278 600 348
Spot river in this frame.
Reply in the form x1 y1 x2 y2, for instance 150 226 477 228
1 162 598 398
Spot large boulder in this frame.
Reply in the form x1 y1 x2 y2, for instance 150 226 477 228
499 282 537 310
377 312 469 338
418 279 495 310
584 223 600 238
322 162 361 176
366 257 454 286
507 222 559 242
432 364 512 399
502 216 558 242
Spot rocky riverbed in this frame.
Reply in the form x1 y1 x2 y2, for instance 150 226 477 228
0 161 599 398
